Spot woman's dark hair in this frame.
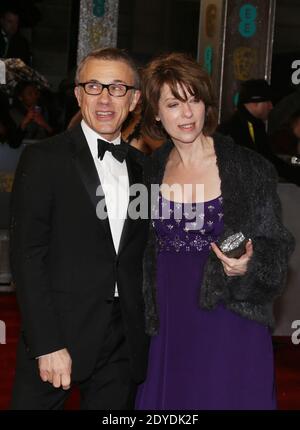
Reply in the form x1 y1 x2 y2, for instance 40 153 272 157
141 52 218 140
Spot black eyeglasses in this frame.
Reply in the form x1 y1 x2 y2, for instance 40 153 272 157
77 81 136 97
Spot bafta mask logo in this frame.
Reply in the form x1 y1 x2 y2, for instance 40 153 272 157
205 4 217 38
89 22 103 48
233 47 257 81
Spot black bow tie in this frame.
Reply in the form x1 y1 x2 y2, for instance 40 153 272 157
97 139 128 163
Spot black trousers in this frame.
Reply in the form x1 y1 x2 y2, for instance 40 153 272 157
11 299 137 410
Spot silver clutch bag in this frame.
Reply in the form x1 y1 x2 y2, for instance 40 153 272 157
219 232 247 258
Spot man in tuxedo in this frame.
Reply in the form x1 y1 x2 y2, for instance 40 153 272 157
0 6 31 65
218 79 300 185
10 48 149 409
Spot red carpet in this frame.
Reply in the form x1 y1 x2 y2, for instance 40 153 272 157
1 292 299 410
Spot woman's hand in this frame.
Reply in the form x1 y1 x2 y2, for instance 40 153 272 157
32 111 54 134
20 110 35 130
211 240 253 276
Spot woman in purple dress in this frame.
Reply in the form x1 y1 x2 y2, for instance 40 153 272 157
136 53 294 410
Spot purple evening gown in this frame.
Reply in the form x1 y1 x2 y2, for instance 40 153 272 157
136 193 276 410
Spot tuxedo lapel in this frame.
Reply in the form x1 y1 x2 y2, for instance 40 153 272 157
69 125 115 255
118 146 144 256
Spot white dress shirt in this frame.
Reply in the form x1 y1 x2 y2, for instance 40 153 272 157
81 120 129 296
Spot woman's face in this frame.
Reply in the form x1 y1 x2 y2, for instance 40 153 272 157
156 83 206 146
19 85 40 108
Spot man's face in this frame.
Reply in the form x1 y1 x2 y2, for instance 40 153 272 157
1 12 19 36
255 100 273 121
74 59 140 141
250 100 273 121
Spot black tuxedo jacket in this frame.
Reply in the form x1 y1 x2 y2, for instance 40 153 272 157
10 125 149 383
0 30 31 65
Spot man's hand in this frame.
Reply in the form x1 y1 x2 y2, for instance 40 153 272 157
211 239 253 276
38 348 72 390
